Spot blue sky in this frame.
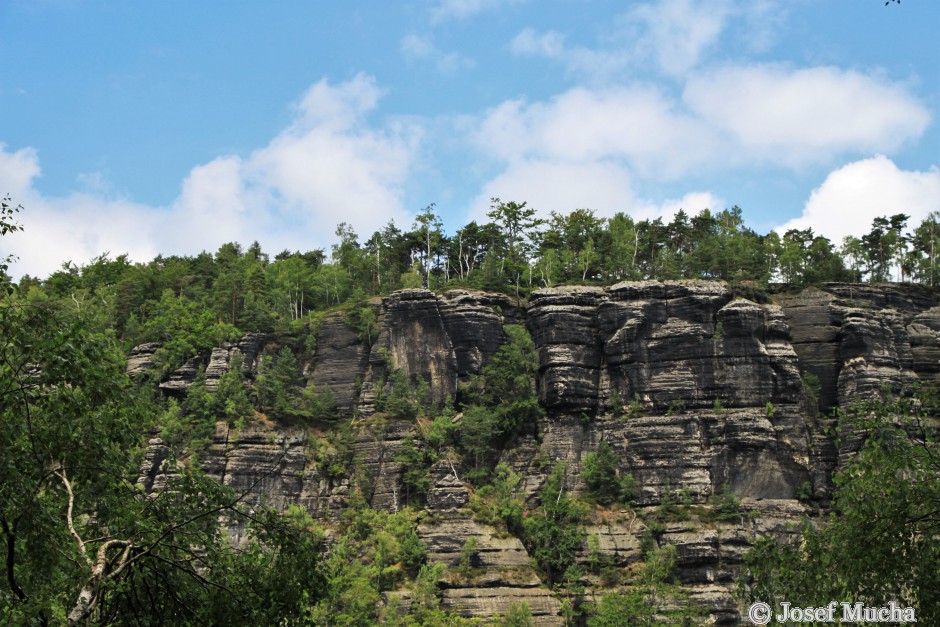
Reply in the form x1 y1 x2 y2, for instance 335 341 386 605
1 0 938 279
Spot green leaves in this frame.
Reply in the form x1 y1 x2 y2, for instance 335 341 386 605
582 440 637 507
458 325 542 484
741 391 940 622
521 463 588 587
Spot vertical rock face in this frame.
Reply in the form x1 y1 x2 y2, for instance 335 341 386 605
306 311 372 416
134 281 940 624
369 289 459 407
777 283 938 409
528 281 809 504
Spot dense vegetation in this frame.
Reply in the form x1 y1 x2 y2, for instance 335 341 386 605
7 199 940 370
2 195 938 624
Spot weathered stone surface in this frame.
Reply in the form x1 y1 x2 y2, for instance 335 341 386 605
158 354 204 396
307 312 371 415
126 342 161 378
778 284 938 412
439 289 509 383
418 463 564 624
139 281 940 624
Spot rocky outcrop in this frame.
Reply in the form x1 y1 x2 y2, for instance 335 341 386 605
306 311 372 415
778 283 938 412
417 463 564 624
133 281 940 624
357 289 515 415
126 342 161 378
158 355 204 396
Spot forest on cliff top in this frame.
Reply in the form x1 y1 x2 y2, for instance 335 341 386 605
6 198 940 355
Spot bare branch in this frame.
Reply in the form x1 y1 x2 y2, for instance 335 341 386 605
54 468 93 569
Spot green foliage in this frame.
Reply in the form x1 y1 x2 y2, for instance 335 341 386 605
378 369 430 421
0 300 326 625
741 392 940 623
704 488 746 523
178 365 218 449
457 536 480 581
215 351 254 425
469 463 525 536
301 384 338 421
665 399 686 415
312 505 431 624
144 288 243 378
801 371 823 417
256 346 304 420
586 545 701 626
582 440 638 506
493 601 533 626
315 423 356 482
0 195 23 292
521 463 588 586
346 303 378 346
458 325 542 484
651 487 691 523
393 437 436 506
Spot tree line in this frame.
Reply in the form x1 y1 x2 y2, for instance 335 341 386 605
8 199 940 358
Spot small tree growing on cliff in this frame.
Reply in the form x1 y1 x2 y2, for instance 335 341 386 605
522 463 587 586
582 440 638 506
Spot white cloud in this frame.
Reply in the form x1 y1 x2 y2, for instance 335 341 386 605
430 0 523 23
467 160 638 222
777 156 940 244
401 34 475 75
473 86 717 179
510 28 632 83
684 65 931 164
472 63 928 180
510 28 566 59
0 144 41 198
511 0 759 82
248 75 419 234
626 0 733 76
634 191 724 223
2 75 421 279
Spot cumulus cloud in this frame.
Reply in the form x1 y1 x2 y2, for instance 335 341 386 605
626 0 733 76
400 34 475 75
472 87 715 179
777 156 940 244
510 0 785 82
2 75 421 279
0 144 41 198
634 191 724 223
684 65 931 164
470 59 930 188
0 148 163 278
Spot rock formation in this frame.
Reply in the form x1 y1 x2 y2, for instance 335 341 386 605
133 281 940 624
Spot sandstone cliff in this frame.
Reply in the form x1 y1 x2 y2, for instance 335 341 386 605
134 282 940 624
